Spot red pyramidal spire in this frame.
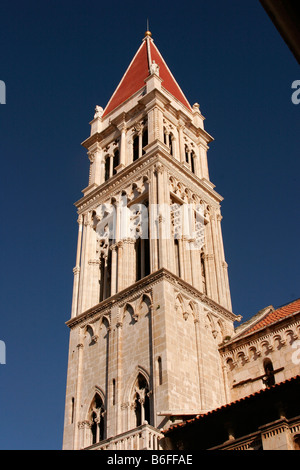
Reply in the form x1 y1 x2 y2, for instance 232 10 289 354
102 32 192 117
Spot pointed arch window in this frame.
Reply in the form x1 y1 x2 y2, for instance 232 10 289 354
89 393 105 444
104 155 110 181
134 200 150 281
191 150 195 174
99 240 112 302
133 134 139 161
113 149 119 175
133 373 151 427
142 127 148 155
263 358 275 387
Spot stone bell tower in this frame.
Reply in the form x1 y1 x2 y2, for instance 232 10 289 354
62 30 238 450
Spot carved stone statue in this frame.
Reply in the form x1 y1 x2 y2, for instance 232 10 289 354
94 105 104 119
150 60 160 75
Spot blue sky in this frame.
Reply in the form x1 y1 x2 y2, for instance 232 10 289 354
0 0 299 450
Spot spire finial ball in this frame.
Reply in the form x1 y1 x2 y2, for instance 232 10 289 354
145 30 152 37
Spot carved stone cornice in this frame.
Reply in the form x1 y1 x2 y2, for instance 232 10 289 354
66 268 238 329
75 141 222 216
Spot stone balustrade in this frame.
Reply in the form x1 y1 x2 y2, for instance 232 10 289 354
85 423 163 450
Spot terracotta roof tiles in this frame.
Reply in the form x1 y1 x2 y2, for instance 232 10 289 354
102 34 192 117
240 298 300 337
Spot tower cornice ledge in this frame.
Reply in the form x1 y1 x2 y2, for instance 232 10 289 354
75 148 223 212
65 268 238 329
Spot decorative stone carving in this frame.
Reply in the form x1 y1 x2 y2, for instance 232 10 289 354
150 60 160 75
94 105 103 119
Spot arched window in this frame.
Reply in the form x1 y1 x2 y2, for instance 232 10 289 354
104 155 110 181
142 127 148 155
113 149 119 175
134 200 150 281
164 130 173 156
185 145 189 164
105 146 120 181
89 393 105 444
184 145 196 174
99 243 112 301
191 150 195 174
133 134 139 161
133 373 151 427
135 237 150 281
132 125 148 161
263 358 275 387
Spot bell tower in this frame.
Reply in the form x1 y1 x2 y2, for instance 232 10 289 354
62 31 238 450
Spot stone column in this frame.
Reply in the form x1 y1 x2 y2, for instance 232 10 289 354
194 316 205 410
189 240 202 291
210 210 224 306
204 216 218 303
149 168 158 272
73 342 84 449
82 212 94 312
77 212 91 314
88 143 102 186
110 244 118 296
115 321 123 435
177 123 185 163
71 215 83 318
122 239 136 288
148 105 164 143
216 213 232 311
119 124 127 169
116 241 123 292
156 163 167 269
198 143 209 180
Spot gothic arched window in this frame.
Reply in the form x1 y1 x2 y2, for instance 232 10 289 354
104 155 110 181
191 150 195 174
99 241 112 302
142 127 148 155
89 393 105 444
133 373 151 427
263 358 275 387
133 134 139 161
113 149 119 175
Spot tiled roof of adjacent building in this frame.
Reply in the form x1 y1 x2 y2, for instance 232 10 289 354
236 298 300 338
163 375 300 435
103 32 192 117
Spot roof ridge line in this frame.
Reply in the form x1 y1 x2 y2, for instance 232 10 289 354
145 35 152 72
